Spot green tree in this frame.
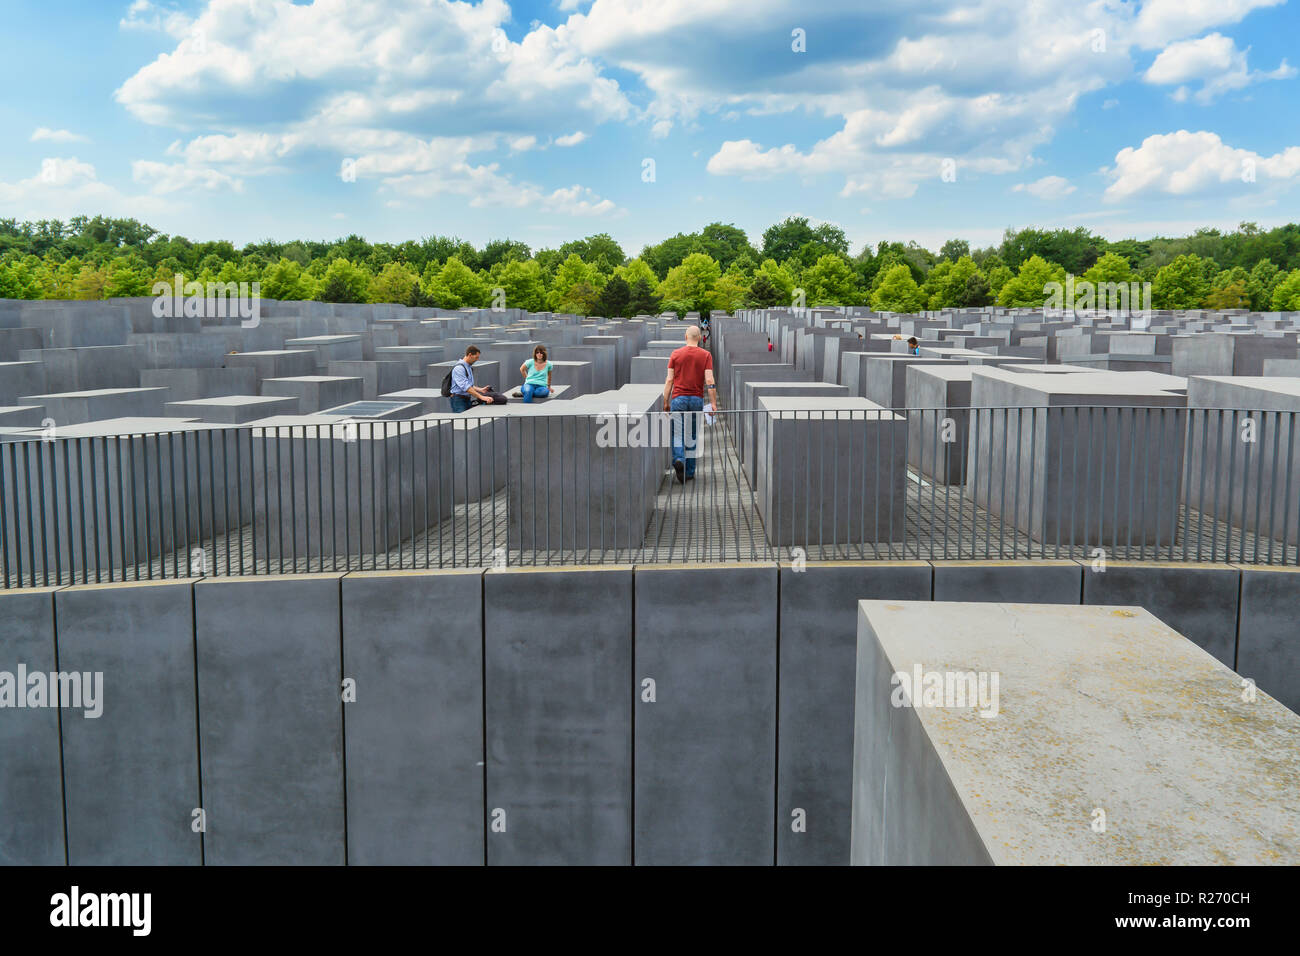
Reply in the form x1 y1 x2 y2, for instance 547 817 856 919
1271 270 1300 311
938 238 971 262
260 257 318 301
1081 251 1135 287
627 277 662 315
996 255 1066 307
870 264 927 313
493 259 547 312
369 261 421 304
657 252 722 313
1152 254 1210 309
426 256 488 309
746 274 783 308
712 270 750 312
548 254 599 313
925 256 983 309
802 254 860 305
103 255 151 298
754 258 795 306
595 274 632 317
315 258 371 303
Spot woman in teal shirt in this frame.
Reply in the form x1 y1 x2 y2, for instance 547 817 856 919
519 345 553 403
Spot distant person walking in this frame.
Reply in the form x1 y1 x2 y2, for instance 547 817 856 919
519 345 553 403
448 345 505 413
907 336 920 355
767 336 774 352
662 324 718 483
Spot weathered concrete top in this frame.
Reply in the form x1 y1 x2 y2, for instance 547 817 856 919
858 600 1300 864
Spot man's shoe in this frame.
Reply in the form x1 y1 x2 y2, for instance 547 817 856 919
672 460 685 483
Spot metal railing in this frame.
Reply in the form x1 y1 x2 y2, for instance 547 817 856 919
2 405 1297 588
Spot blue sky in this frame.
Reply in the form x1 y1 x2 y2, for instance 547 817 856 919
1 0 1298 257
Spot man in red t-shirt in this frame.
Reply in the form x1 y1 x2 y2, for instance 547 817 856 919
662 325 718 483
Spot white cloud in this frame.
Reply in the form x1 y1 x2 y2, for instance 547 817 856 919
132 160 243 194
1013 175 1077 200
111 0 634 210
0 158 168 219
1104 130 1300 201
541 185 618 216
31 127 88 143
1130 0 1285 49
555 131 588 147
119 0 193 37
1143 33 1295 103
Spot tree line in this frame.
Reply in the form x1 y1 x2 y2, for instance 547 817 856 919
2 214 1300 313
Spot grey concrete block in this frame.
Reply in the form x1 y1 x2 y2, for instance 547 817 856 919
634 564 777 865
777 562 932 866
1081 562 1241 667
932 560 1082 605
852 600 1300 864
1235 566 1300 712
484 567 632 865
0 588 64 865
56 580 202 864
194 575 346 864
342 570 484 865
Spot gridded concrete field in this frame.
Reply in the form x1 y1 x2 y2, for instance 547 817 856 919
6 418 1296 587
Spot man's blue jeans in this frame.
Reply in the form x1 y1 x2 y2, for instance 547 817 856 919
449 394 472 413
520 383 549 403
670 395 704 478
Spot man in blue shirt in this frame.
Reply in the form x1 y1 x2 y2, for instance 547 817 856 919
449 345 504 413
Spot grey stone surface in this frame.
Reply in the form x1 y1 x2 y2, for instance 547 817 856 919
756 397 907 547
634 563 777 865
56 580 202 864
484 567 632 865
261 375 364 413
0 588 65 865
1235 566 1300 712
165 395 299 423
342 570 484 865
777 561 932 866
1081 562 1241 666
194 575 346 864
932 560 1082 605
851 600 1300 864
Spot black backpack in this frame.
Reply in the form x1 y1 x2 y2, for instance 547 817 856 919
440 360 467 398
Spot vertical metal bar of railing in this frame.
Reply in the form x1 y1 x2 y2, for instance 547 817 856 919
114 437 126 584
1280 413 1296 565
221 430 231 577
90 435 102 584
165 433 176 579
236 429 245 577
1263 411 1281 564
37 439 52 586
316 425 325 574
62 437 74 585
181 432 192 580
1237 409 1253 566
1082 408 1094 560
1111 407 1122 559
204 429 215 579
1220 410 1238 564
0 442 9 589
1012 407 1024 560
